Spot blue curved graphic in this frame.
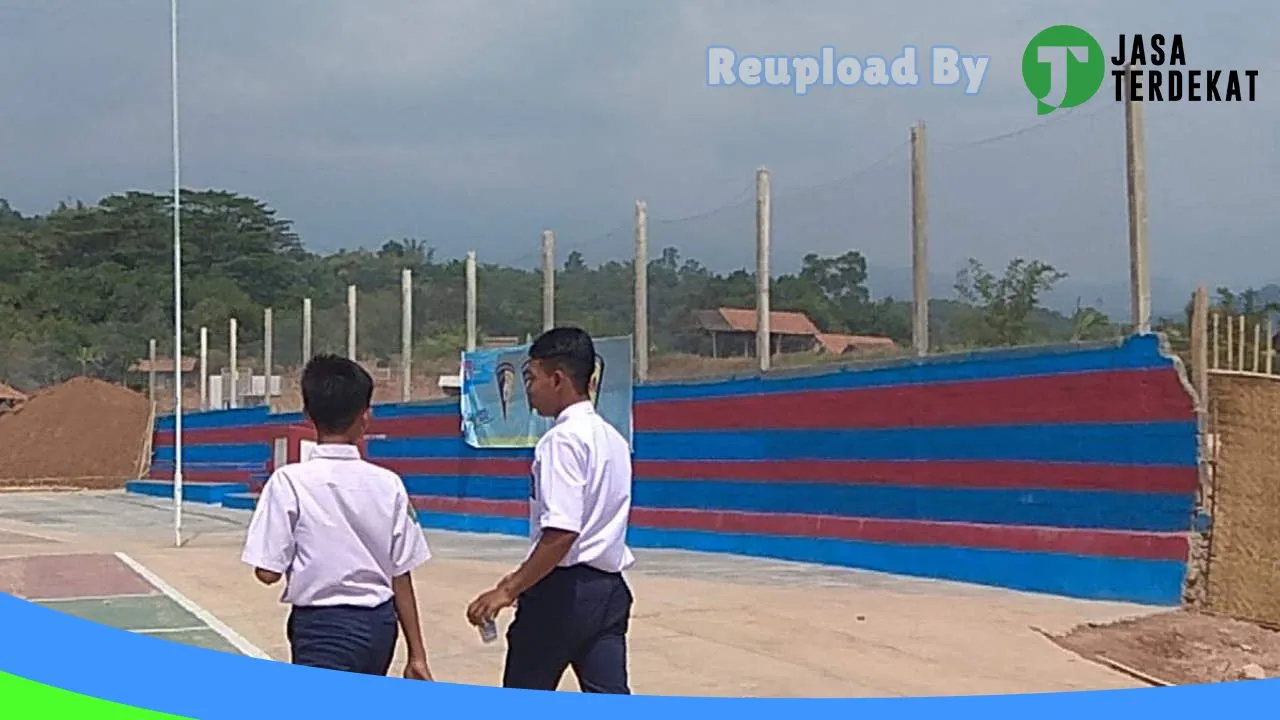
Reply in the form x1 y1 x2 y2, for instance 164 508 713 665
1 591 1279 717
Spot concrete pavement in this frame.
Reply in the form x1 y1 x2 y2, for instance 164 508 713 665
0 490 1158 697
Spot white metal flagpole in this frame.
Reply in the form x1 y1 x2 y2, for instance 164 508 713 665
171 0 184 548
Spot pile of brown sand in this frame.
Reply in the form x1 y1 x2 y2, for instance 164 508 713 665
0 377 152 489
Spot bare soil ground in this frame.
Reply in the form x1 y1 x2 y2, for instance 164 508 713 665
1051 609 1280 685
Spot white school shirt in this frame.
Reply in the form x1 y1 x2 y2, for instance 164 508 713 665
528 400 635 573
240 443 431 608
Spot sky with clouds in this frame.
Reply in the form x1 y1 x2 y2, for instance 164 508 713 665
1 0 1276 313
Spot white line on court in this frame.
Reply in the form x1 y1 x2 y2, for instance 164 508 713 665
114 552 273 660
0 526 69 544
131 626 210 635
27 591 160 604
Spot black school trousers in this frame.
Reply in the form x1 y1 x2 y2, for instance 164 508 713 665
503 564 633 694
287 600 399 676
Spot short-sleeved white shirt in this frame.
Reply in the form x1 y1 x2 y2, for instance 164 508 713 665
528 401 635 573
241 443 431 608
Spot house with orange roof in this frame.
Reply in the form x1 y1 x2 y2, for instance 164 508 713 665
693 307 896 359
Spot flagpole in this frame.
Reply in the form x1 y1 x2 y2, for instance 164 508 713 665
171 0 184 548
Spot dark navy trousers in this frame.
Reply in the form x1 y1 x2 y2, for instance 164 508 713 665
502 565 633 694
287 600 399 676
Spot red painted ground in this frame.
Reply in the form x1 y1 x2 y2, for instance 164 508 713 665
0 552 152 600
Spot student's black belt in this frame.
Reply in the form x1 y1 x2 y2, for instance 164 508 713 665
554 563 622 577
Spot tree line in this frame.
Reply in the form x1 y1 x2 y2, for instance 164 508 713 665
1 189 1156 390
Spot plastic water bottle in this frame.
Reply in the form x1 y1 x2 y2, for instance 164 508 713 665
479 618 497 644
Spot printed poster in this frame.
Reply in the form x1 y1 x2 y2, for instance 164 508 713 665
460 335 633 449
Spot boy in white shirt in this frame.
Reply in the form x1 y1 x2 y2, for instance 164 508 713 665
466 327 636 693
242 354 433 680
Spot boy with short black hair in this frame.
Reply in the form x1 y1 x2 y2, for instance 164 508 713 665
466 327 636 693
242 354 433 680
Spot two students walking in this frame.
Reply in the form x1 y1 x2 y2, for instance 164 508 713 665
241 327 634 693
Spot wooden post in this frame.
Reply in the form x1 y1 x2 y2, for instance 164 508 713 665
148 338 157 402
1190 286 1208 404
401 268 413 401
910 122 929 356
1212 313 1220 370
1124 65 1151 334
302 297 313 363
465 252 478 351
263 307 274 402
198 326 208 411
541 231 555 331
634 200 649 382
1226 315 1235 370
1237 315 1246 371
229 317 239 409
1268 316 1275 374
1253 322 1262 373
755 166 772 372
346 284 357 359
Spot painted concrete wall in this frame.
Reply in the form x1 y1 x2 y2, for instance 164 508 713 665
133 335 1199 605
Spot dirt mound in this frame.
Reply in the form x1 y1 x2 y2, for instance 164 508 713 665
1050 609 1280 685
0 377 152 488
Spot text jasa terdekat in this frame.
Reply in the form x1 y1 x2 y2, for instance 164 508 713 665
1113 34 1258 102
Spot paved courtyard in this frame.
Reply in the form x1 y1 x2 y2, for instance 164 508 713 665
0 490 1161 697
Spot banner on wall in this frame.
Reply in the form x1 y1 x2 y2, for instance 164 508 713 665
460 335 633 449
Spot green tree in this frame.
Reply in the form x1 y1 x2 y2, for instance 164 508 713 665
0 187 1100 390
954 257 1068 346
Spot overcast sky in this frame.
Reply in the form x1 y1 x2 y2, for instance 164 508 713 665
1 1 1276 310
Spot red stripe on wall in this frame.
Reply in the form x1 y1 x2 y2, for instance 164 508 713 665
381 457 1195 494
154 425 280 445
635 368 1195 430
369 415 458 438
375 458 531 477
409 496 1188 561
155 415 456 447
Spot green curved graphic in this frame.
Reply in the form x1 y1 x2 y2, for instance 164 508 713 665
0 670 190 718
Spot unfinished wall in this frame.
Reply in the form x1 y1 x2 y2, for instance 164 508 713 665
1204 372 1280 626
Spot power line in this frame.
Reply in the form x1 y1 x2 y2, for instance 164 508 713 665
933 102 1117 153
650 180 757 225
771 141 910 202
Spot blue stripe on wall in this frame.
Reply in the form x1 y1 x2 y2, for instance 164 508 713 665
371 401 459 418
634 335 1169 402
369 421 1196 466
638 423 1197 465
154 406 271 430
152 444 269 463
412 511 1185 605
400 476 1195 532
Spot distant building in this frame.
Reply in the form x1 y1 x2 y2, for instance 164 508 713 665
693 306 897 359
128 356 199 391
813 333 898 355
692 307 822 358
129 356 198 374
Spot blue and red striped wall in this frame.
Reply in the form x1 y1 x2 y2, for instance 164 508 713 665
128 335 1201 606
